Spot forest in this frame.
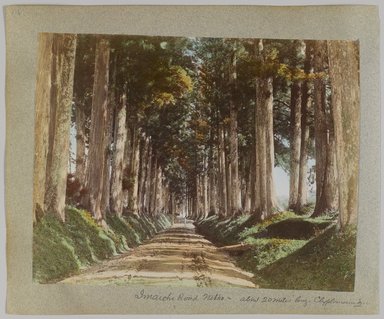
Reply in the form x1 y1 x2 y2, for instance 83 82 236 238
32 33 359 290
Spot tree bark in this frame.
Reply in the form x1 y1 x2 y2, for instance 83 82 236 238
122 125 131 210
312 41 339 217
218 124 227 216
33 33 53 223
197 175 202 219
138 135 150 214
100 128 112 218
225 130 232 217
327 40 360 229
144 142 153 214
155 165 163 214
75 100 86 190
252 103 261 215
203 157 209 218
288 81 302 209
265 76 277 216
83 36 110 222
110 93 127 217
229 45 242 215
313 41 328 214
255 78 268 219
296 41 313 211
296 90 310 211
255 75 276 219
208 142 217 216
253 39 278 219
249 135 257 214
44 33 77 222
129 126 141 214
149 155 158 215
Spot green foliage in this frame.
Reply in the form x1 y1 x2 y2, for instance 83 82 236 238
239 238 307 270
73 34 96 117
259 226 357 291
151 66 193 107
66 208 118 260
33 214 80 283
197 213 356 291
196 214 252 245
73 36 320 207
112 36 193 115
106 215 142 247
33 208 117 283
238 211 297 239
107 213 171 247
295 202 316 215
33 207 171 283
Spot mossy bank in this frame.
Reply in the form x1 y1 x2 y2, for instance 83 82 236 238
196 212 356 291
33 207 172 283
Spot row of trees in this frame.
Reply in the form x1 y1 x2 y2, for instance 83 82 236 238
33 33 359 230
33 34 193 223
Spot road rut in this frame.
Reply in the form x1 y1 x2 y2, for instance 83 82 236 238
60 221 256 288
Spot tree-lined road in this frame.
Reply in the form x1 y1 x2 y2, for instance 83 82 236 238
34 34 359 230
60 221 256 288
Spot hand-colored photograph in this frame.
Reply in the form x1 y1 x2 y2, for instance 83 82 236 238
32 33 359 291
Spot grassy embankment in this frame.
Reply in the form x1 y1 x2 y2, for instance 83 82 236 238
33 207 172 283
195 210 356 291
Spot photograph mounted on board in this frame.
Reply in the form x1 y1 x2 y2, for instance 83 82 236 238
32 33 359 291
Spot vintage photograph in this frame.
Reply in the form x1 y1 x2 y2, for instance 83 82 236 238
32 33 359 291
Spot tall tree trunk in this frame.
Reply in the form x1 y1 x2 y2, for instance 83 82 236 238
218 124 227 216
225 132 232 217
196 176 201 219
33 33 53 223
249 135 257 214
288 81 302 209
208 129 217 215
229 45 242 215
296 89 310 210
323 134 339 209
243 174 251 212
155 165 163 214
75 100 86 190
100 58 116 218
100 122 112 219
203 157 208 218
83 36 110 222
163 183 170 215
312 41 339 216
313 40 328 214
144 143 153 214
122 124 131 211
188 194 192 218
255 75 276 219
129 126 140 214
149 156 158 215
138 135 149 214
296 41 313 211
110 93 127 217
255 78 267 219
252 101 261 215
253 39 278 219
328 40 360 229
44 34 77 222
265 76 277 216
195 174 201 218
191 194 196 220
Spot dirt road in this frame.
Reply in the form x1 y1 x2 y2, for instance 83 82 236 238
60 221 256 288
